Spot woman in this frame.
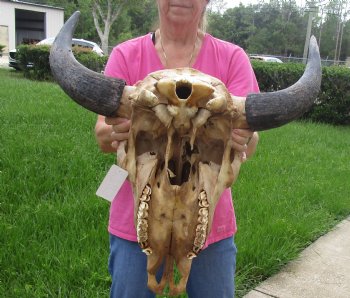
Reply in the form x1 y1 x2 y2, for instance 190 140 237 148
95 1 259 297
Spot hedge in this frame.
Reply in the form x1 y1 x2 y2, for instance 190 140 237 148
15 45 350 125
16 44 108 81
252 61 350 125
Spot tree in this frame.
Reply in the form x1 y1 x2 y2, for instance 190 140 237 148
92 0 129 54
127 0 158 37
208 1 306 56
207 0 227 13
22 0 350 59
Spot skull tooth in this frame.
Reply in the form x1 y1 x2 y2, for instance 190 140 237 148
137 226 148 235
137 228 148 236
198 215 208 225
137 225 148 233
198 191 209 209
194 238 205 248
139 241 148 249
139 202 149 211
198 193 209 206
195 235 206 246
140 194 150 202
138 218 148 226
195 229 206 241
199 200 209 208
196 224 207 233
137 219 148 228
193 246 201 254
138 235 148 243
137 210 148 219
187 252 197 260
142 247 153 255
198 208 208 217
137 230 148 237
199 191 207 200
142 185 152 196
137 201 149 219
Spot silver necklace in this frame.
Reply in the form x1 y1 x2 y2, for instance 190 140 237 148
159 30 197 67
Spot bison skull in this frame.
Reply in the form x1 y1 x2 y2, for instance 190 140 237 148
117 68 247 294
49 11 322 296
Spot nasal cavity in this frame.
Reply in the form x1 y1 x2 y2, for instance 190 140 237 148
176 81 192 99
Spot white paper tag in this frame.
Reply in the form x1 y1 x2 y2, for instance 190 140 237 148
96 165 128 202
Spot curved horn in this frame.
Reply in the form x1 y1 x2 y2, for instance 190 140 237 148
245 36 322 131
49 11 126 117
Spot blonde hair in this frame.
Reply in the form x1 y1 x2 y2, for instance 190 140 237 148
199 10 208 32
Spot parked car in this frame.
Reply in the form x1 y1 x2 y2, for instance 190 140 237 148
9 37 104 70
9 49 21 70
37 37 104 56
249 55 283 63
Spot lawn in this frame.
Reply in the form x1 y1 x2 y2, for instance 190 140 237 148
0 68 349 297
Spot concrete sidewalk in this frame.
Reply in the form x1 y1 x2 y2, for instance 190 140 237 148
244 217 350 298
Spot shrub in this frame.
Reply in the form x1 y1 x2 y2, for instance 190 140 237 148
16 44 108 81
17 44 51 80
251 61 305 91
73 46 108 73
309 66 350 125
252 61 350 125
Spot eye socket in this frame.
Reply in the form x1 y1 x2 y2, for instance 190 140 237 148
176 82 192 99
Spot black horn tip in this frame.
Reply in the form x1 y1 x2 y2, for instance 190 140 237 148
52 11 80 51
245 36 322 131
49 11 126 117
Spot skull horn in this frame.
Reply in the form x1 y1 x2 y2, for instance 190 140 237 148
49 11 126 117
245 36 322 131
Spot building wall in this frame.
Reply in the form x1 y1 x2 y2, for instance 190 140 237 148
0 0 64 54
0 25 9 54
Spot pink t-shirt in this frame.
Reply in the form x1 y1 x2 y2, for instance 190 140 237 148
104 33 259 247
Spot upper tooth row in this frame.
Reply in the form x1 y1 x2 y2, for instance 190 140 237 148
137 185 152 255
189 190 209 258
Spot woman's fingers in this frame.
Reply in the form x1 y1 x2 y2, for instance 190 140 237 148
103 117 131 151
231 129 253 152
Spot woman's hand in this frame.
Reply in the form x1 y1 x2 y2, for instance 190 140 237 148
95 115 130 153
231 129 259 162
106 117 131 150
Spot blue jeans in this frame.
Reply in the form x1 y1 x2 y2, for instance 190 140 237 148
108 234 237 298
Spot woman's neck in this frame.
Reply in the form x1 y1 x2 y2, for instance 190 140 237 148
159 21 199 45
156 23 204 69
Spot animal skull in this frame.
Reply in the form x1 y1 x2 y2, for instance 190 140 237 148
117 68 247 294
49 11 322 296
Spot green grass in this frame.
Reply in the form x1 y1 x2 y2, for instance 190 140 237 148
1 68 350 297
233 120 350 295
0 69 114 297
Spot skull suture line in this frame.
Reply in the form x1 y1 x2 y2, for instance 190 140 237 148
50 11 322 296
